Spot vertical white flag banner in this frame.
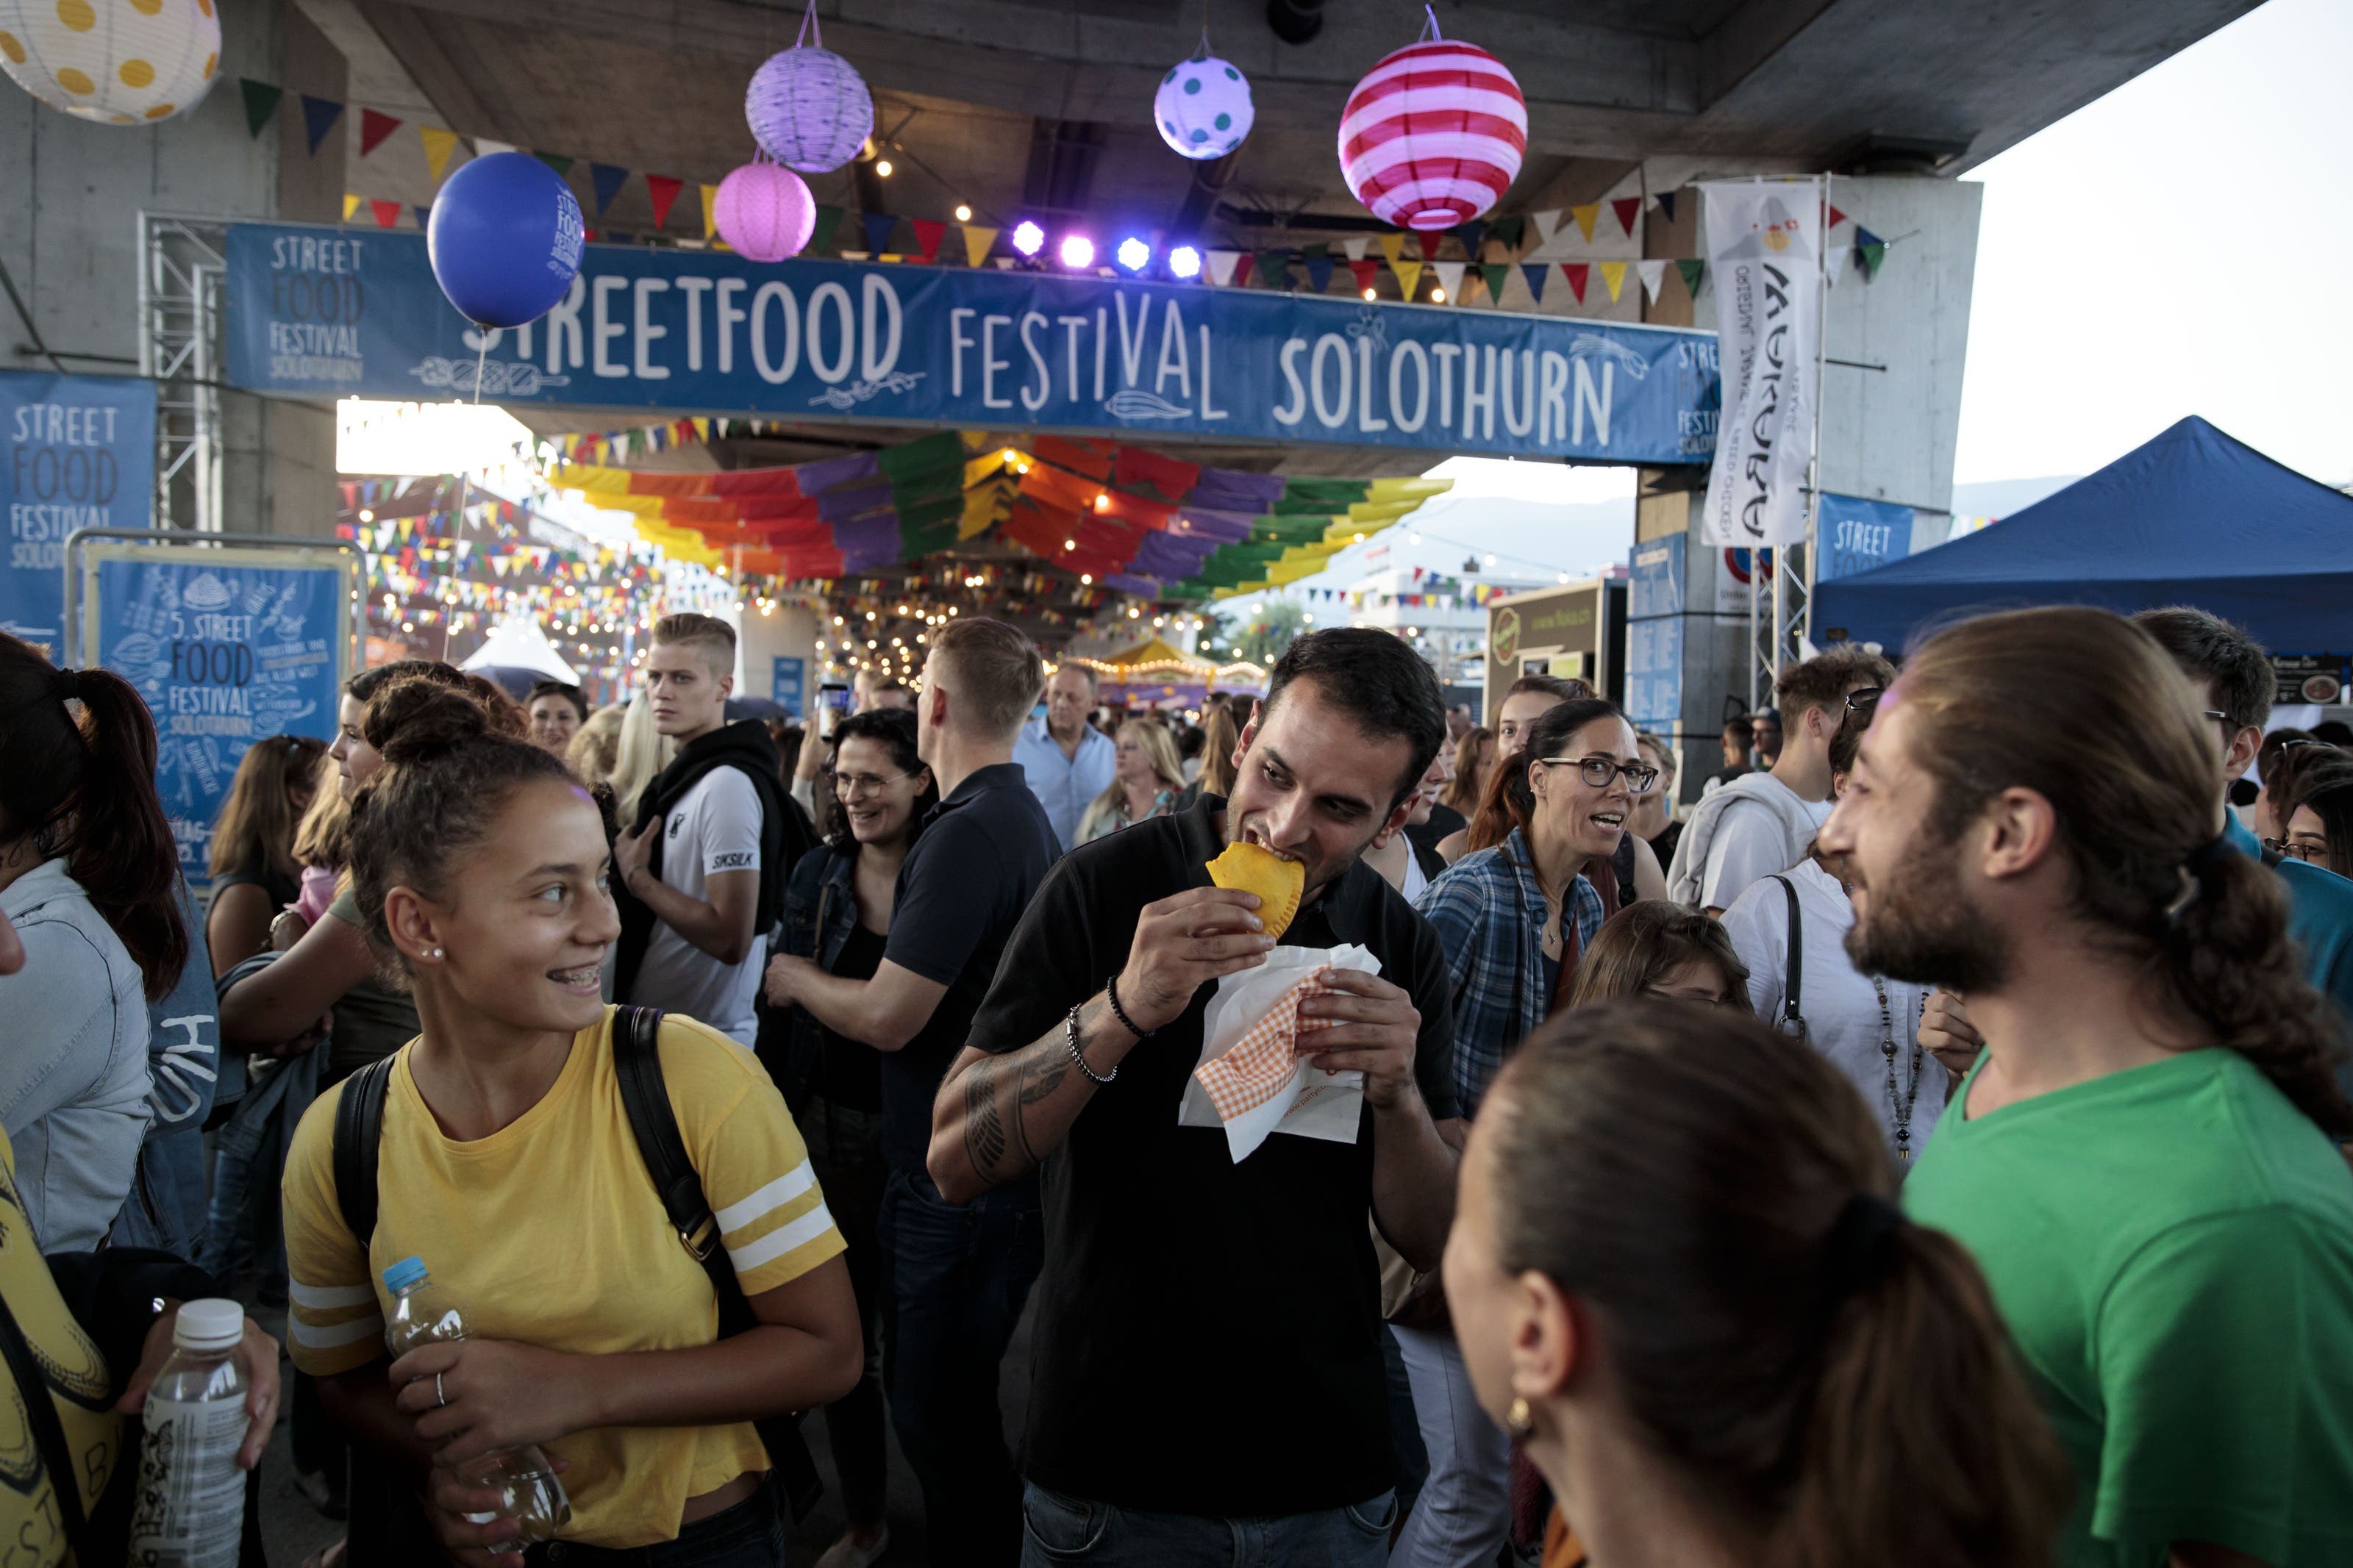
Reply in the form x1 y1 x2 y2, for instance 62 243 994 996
1696 179 1822 548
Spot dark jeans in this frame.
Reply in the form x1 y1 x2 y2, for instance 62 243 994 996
521 1475 785 1567
879 1166 1044 1568
1018 1484 1398 1568
802 1099 890 1528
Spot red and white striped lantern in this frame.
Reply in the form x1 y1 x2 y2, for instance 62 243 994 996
1337 23 1526 232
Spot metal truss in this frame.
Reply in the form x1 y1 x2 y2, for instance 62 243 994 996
138 212 229 532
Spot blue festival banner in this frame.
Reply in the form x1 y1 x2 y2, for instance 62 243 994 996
222 222 1721 465
79 544 354 886
1624 535 1686 731
771 654 805 715
1 372 154 656
1817 492 1915 582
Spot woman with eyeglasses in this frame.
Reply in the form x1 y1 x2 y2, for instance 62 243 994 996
2278 751 2353 878
759 707 935 1568
1395 698 1654 1568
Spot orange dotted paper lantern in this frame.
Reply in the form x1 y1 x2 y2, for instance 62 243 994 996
0 0 220 125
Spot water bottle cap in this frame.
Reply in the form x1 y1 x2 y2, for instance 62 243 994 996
174 1297 244 1351
382 1256 429 1294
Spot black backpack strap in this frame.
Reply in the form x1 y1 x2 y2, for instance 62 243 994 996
331 1054 399 1250
611 1006 825 1524
1770 875 1804 1038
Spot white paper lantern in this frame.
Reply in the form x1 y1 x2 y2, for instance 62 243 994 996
746 43 872 174
0 0 220 126
1154 51 1252 161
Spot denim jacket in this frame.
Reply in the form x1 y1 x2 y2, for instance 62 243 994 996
772 843 863 1110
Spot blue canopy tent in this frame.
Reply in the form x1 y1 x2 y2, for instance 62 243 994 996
1813 418 2353 653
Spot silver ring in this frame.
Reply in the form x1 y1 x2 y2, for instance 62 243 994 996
435 1372 448 1408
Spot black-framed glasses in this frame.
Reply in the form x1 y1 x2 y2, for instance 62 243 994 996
1537 756 1660 793
2264 836 2330 865
1845 686 1883 722
833 770 915 798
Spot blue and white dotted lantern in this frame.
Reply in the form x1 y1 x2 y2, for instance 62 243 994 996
1154 51 1253 161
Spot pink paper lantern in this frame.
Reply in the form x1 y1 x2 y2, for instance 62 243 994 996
714 160 815 262
1338 31 1527 232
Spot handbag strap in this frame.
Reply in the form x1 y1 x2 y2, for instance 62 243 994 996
0 1289 88 1556
1769 874 1804 1036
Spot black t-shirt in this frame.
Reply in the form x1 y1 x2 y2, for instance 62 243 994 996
968 792 1459 1516
814 922 888 1111
880 762 1060 1173
1406 801 1466 855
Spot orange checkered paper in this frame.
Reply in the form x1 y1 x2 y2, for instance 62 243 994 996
1193 965 1343 1122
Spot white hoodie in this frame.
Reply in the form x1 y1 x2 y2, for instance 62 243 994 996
1665 770 1833 910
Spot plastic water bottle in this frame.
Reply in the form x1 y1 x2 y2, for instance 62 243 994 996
383 1256 572 1546
126 1297 249 1567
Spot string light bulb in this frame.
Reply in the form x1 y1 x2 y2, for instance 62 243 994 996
955 204 973 222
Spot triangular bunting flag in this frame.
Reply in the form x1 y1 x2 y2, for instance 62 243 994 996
1348 259 1379 294
341 192 360 221
1571 204 1600 243
1206 250 1240 286
1532 209 1562 245
1823 250 1840 290
239 79 282 138
474 139 518 157
1233 252 1255 288
1560 262 1590 303
1255 251 1290 289
862 212 896 255
1303 244 1335 293
1343 236 1369 262
1827 204 1849 229
590 163 630 216
1377 233 1404 265
993 257 1015 270
1635 259 1666 304
1391 258 1422 298
1520 262 1549 302
419 125 459 181
1491 215 1526 251
535 151 574 178
699 183 718 239
299 96 343 155
1418 232 1443 262
1481 262 1509 304
1611 196 1642 237
1677 257 1705 296
414 204 432 229
369 199 402 229
1433 260 1465 301
1454 219 1486 260
359 109 401 157
1657 191 1679 223
810 205 843 254
1599 261 1627 301
1854 226 1887 279
961 225 996 268
910 219 946 262
644 173 683 229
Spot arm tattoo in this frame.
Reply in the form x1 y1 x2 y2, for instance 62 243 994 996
963 1064 1009 1177
960 1018 1092 1183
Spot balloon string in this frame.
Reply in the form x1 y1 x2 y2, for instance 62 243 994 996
444 332 487 663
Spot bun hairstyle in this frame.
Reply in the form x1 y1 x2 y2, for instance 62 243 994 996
1483 1002 2071 1568
1902 607 2353 1136
0 633 186 999
346 677 574 981
1465 696 1625 855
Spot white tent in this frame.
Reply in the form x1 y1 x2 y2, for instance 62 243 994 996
460 617 578 684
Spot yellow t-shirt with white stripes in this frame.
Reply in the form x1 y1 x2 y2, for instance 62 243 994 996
280 1008 844 1549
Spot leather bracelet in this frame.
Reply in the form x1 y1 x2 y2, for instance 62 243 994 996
1104 973 1153 1040
1065 1003 1116 1086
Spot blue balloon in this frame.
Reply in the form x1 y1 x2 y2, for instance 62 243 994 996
426 153 585 329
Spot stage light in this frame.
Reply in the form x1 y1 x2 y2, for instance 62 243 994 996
954 204 973 222
1116 237 1151 272
1059 235 1096 269
1013 221 1045 256
1167 245 1202 279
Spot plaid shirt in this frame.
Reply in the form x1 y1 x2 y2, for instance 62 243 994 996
1414 828 1605 1120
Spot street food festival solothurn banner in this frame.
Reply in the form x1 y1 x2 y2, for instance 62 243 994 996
222 222 1721 465
1 371 154 656
1697 181 1821 547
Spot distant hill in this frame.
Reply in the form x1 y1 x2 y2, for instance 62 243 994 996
1949 476 2079 520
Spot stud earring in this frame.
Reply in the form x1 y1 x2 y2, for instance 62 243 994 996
1507 1396 1535 1438
424 947 444 961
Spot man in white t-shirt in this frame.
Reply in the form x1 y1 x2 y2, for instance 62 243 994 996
1666 645 1894 914
615 613 779 1045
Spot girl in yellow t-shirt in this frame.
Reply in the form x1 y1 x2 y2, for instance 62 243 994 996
281 679 860 1565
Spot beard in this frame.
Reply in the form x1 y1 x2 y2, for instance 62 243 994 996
1845 829 2011 992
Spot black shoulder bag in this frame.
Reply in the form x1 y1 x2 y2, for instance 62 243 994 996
331 1010 825 1525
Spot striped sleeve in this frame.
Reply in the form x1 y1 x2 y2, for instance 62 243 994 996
279 1081 387 1375
663 1017 846 1297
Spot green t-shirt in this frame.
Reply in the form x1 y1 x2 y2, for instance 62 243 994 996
1905 1048 2353 1568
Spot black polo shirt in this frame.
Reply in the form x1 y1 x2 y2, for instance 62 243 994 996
968 792 1459 1517
880 762 1061 1174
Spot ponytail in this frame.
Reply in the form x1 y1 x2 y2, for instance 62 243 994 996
0 636 185 1000
2163 848 2353 1137
1790 1221 2074 1568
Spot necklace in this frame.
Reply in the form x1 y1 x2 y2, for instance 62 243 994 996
1874 975 1926 1163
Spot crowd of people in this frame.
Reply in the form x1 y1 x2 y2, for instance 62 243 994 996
3 592 2352 1568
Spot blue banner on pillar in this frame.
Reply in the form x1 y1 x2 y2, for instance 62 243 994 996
1 372 154 656
1625 535 1686 731
88 553 349 886
1818 493 1915 582
221 222 1721 465
771 654 805 716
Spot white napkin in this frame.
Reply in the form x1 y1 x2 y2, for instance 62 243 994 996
1177 942 1381 1161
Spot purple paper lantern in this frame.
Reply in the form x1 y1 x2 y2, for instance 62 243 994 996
745 43 872 174
714 161 815 262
